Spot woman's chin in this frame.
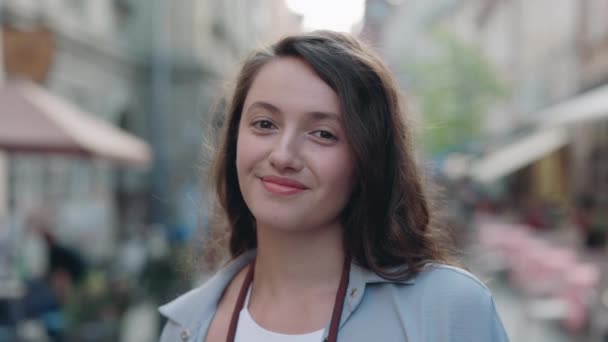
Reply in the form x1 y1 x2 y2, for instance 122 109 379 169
253 212 322 233
256 216 309 232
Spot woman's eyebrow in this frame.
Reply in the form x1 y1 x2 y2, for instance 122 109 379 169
246 101 281 114
306 111 342 123
246 101 341 122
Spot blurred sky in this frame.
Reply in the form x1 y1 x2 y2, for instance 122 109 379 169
285 0 365 32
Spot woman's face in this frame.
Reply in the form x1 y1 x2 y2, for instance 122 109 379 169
236 57 356 232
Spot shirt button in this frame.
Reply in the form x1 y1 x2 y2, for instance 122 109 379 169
180 328 190 341
350 288 358 298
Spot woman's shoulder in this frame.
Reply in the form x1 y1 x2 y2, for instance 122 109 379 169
357 261 497 313
359 264 509 341
415 263 492 292
410 263 495 305
364 263 499 317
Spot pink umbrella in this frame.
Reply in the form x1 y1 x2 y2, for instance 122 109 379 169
0 79 151 167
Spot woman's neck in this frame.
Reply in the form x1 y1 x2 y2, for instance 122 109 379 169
253 221 345 298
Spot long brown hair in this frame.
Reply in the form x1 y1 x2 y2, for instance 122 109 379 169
206 30 455 280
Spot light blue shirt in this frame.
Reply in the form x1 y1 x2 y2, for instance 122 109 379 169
159 250 509 341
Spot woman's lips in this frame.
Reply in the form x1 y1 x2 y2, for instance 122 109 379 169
260 176 308 195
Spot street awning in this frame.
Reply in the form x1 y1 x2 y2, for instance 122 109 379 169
470 126 569 183
538 83 608 127
0 80 151 168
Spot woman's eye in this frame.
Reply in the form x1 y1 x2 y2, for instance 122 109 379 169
312 130 337 141
253 120 275 130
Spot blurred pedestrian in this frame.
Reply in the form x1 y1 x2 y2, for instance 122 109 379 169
39 223 88 341
576 194 607 249
159 31 509 342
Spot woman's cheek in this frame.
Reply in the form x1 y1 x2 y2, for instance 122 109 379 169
237 131 264 173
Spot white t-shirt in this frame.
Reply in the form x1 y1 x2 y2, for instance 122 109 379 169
234 284 325 342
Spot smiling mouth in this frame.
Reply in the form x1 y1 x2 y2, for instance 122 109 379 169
260 176 308 196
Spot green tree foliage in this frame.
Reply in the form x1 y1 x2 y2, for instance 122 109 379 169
406 29 508 156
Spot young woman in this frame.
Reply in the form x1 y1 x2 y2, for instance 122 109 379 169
159 31 509 342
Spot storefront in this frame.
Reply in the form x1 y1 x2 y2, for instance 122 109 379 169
0 79 151 304
471 82 608 206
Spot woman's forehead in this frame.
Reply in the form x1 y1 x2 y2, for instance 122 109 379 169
243 57 341 116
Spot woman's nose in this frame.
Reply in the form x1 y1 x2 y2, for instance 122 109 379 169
268 132 304 172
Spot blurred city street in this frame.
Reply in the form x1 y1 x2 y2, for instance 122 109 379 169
467 212 608 342
2 0 608 341
466 218 575 342
489 277 571 342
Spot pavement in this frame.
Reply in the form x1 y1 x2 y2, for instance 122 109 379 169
487 277 572 342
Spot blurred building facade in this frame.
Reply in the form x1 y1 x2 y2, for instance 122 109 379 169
366 0 608 207
438 0 608 205
2 0 141 260
574 0 608 199
1 0 300 263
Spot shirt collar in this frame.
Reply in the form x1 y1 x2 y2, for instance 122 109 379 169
351 262 416 285
335 261 414 334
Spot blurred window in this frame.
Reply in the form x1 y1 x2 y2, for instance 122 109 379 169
49 159 70 200
113 0 133 30
68 160 91 199
212 21 227 41
65 0 85 16
585 0 608 44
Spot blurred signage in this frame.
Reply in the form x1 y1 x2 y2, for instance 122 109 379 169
2 26 55 83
